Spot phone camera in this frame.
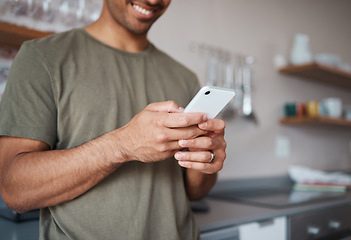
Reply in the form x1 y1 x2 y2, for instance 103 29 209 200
205 91 211 95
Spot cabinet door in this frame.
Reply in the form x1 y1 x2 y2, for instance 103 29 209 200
239 216 287 240
201 225 239 240
290 205 351 240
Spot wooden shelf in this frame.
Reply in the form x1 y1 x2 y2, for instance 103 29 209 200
279 62 351 89
280 116 351 127
0 21 53 48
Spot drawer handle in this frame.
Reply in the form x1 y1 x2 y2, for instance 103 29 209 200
329 221 341 229
307 226 320 236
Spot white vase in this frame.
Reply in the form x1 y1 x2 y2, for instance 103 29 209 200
290 34 313 65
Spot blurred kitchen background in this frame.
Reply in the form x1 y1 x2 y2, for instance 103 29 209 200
148 0 351 179
2 0 351 239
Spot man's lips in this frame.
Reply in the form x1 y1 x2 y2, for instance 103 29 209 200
132 4 153 16
131 2 159 20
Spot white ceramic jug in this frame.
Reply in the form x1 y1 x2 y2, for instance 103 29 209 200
290 34 313 65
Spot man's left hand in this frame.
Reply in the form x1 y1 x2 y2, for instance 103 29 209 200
174 118 226 174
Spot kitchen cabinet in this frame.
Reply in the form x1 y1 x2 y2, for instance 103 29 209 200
201 216 288 240
238 216 287 240
0 195 39 240
278 62 351 127
0 21 52 48
201 225 239 240
289 204 351 240
196 176 351 240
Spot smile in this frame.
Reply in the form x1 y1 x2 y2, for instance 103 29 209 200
132 4 153 16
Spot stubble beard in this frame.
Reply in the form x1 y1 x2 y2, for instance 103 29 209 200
106 0 160 35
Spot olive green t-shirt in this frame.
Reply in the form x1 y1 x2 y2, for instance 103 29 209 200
0 29 201 240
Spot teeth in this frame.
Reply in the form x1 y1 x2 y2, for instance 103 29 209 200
133 4 152 16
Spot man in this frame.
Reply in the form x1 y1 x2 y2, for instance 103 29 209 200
0 0 226 239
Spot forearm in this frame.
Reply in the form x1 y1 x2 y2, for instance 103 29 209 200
0 101 209 212
184 169 217 201
0 132 125 213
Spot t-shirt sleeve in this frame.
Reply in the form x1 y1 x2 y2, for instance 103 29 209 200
0 42 57 148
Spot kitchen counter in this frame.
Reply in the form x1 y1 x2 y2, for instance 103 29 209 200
2 197 351 240
194 175 351 235
2 176 351 239
2 195 351 240
0 195 39 240
195 195 351 234
0 217 39 240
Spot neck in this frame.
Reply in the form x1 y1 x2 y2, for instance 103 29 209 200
84 8 149 53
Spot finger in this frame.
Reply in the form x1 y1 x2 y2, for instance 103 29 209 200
159 126 208 143
159 112 208 128
178 136 218 150
177 160 224 174
146 101 183 113
154 140 185 153
198 119 225 132
174 150 212 163
175 148 226 173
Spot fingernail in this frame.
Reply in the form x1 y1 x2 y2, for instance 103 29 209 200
199 122 207 128
203 114 208 122
179 107 184 112
178 161 189 167
175 152 185 159
179 140 189 147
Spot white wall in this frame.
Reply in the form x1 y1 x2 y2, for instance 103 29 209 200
149 0 351 179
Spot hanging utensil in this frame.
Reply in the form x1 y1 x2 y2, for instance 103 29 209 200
220 60 236 119
242 56 258 124
207 56 217 86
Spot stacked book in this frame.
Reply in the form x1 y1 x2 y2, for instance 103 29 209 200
289 165 351 193
293 182 349 193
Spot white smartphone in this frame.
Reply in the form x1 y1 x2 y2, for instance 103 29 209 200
184 86 235 119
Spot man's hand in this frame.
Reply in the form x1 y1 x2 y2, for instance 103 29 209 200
115 101 226 200
174 118 226 174
113 101 209 164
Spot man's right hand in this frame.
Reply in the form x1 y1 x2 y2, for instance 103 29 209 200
109 101 208 164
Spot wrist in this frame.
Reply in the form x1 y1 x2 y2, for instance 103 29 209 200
101 127 132 165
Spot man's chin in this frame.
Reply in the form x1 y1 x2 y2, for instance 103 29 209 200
127 25 153 35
